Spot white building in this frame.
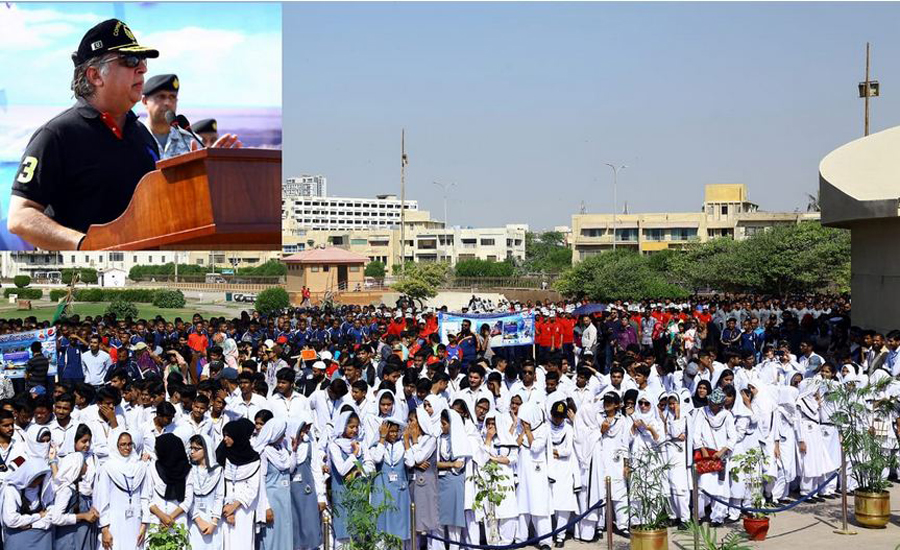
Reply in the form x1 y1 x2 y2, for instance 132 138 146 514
282 193 419 230
99 268 127 287
283 175 327 198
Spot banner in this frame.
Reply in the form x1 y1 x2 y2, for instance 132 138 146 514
438 311 534 348
0 327 58 380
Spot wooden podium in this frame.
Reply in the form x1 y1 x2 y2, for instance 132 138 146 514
81 148 281 250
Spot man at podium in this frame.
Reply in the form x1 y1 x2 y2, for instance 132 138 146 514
7 19 241 251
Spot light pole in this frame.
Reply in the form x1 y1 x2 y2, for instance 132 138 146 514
432 181 456 228
604 163 627 250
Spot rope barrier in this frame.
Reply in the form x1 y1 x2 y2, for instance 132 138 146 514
422 496 606 549
699 470 839 514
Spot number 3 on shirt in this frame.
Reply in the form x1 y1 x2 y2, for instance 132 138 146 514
16 156 38 184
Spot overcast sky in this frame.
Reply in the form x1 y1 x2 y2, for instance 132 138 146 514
285 2 900 230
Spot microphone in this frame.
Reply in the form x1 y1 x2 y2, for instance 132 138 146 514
165 111 206 148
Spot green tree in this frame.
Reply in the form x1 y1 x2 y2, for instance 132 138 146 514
521 231 572 274
61 268 98 285
455 259 514 278
152 289 186 309
392 262 449 306
364 260 386 280
255 287 290 315
13 275 31 288
555 249 689 301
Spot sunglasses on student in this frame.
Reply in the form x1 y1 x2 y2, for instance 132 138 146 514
638 401 651 407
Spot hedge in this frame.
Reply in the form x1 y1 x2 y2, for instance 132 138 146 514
13 275 31 288
152 289 186 308
3 288 43 299
49 289 67 302
73 288 160 303
106 300 139 319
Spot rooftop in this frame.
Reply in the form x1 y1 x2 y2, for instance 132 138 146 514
283 247 368 265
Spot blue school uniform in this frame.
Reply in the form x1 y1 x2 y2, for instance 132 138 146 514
290 447 322 549
437 435 466 528
330 448 352 539
372 442 410 540
257 462 293 550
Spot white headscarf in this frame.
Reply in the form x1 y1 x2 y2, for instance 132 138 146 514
190 433 223 497
4 458 53 512
52 452 85 492
103 427 147 489
331 410 361 454
416 395 445 439
24 424 52 459
289 410 315 464
252 417 293 471
483 410 517 447
573 398 602 467
442 408 473 459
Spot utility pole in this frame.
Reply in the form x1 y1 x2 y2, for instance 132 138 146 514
859 42 880 137
400 129 408 274
432 181 456 228
604 163 627 251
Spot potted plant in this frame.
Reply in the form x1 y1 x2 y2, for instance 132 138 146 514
627 448 672 550
471 459 512 543
145 523 191 550
337 464 403 550
728 447 774 540
677 520 752 550
826 375 899 528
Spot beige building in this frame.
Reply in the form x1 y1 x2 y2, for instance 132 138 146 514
820 125 900 333
284 247 366 294
283 214 528 271
571 184 819 261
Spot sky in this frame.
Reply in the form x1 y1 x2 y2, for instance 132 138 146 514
0 2 281 159
284 2 900 231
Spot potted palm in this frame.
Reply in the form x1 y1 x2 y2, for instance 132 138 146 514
627 448 671 550
826 375 899 528
729 447 774 540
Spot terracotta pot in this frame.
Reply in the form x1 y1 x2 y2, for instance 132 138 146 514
854 490 891 528
742 516 770 541
630 527 668 550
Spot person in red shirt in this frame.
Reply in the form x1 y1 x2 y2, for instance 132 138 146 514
387 314 405 337
187 320 208 353
559 312 576 365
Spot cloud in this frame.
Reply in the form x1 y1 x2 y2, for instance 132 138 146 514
0 6 100 51
137 27 281 108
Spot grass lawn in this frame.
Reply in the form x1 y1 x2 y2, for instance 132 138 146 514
0 301 250 323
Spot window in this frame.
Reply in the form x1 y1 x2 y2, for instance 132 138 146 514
323 265 330 272
580 228 605 238
311 266 320 272
671 228 698 241
148 256 152 263
351 239 367 246
133 255 138 263
721 205 728 216
644 229 665 241
615 228 638 242
110 253 124 262
480 238 495 246
349 266 360 272
71 255 76 263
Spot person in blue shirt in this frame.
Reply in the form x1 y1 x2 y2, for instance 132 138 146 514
58 326 88 383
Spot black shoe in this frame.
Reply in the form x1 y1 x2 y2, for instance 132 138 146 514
540 545 551 550
676 521 688 531
710 522 724 528
555 541 565 548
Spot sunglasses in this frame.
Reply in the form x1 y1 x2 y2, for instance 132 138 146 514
104 54 145 69
638 401 651 407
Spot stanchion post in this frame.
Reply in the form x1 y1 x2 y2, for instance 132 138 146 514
323 511 331 550
692 464 700 550
833 447 857 535
410 501 418 550
605 476 614 550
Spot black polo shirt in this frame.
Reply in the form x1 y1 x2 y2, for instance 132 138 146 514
11 98 160 233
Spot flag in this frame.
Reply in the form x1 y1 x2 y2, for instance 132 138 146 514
51 300 67 324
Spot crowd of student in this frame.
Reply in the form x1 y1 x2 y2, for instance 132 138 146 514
0 294 898 550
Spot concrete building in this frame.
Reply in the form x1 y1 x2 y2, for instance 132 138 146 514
99 268 127 288
284 175 327 198
0 251 281 281
283 220 528 271
571 184 819 261
282 192 419 230
820 125 900 334
284 247 366 294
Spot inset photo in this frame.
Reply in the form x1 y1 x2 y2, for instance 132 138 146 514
0 2 282 251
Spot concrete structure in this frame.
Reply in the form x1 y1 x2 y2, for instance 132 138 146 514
283 175 327 198
282 192 419 230
283 221 528 271
0 251 281 280
284 247 367 294
820 125 900 334
99 268 127 288
571 184 819 261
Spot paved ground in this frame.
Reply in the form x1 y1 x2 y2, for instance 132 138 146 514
554 483 900 549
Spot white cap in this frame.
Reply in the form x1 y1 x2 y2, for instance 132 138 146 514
312 360 327 371
319 351 333 362
263 339 275 349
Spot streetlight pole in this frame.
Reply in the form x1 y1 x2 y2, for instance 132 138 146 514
432 181 456 229
604 163 627 251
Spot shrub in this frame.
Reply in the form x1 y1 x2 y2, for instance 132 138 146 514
62 268 98 285
364 260 386 279
3 288 43 300
73 288 158 303
105 300 139 320
13 275 31 288
49 289 67 302
255 287 289 315
152 289 186 309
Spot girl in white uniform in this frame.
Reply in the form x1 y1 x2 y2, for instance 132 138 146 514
547 400 578 548
663 393 691 526
215 418 262 550
514 400 552 545
691 388 736 526
1 459 54 550
95 428 149 550
187 434 225 550
144 433 194 530
477 410 519 544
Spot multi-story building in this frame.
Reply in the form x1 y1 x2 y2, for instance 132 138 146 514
283 220 528 271
570 184 820 262
282 192 419 230
283 175 327 198
0 251 281 280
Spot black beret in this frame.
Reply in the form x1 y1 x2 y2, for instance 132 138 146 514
193 118 218 134
143 74 180 97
